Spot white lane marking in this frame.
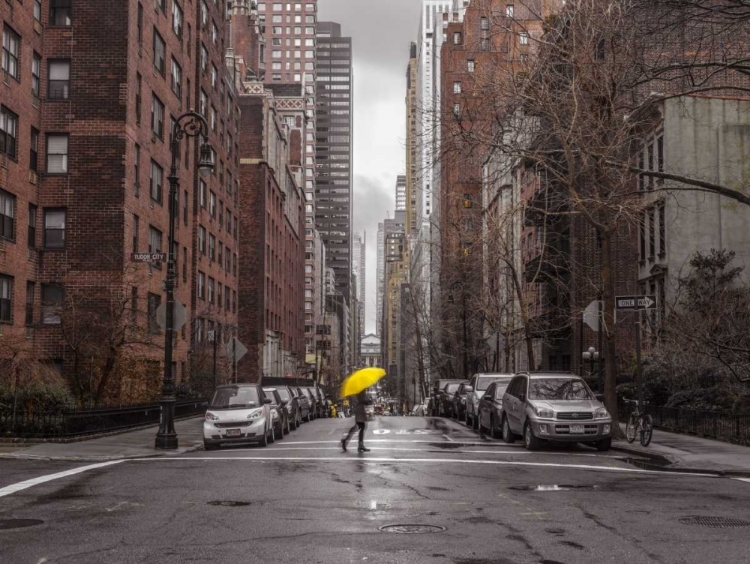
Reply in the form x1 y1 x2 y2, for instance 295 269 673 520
733 477 750 484
443 434 455 442
261 446 625 459
131 456 718 477
273 440 520 447
0 460 124 499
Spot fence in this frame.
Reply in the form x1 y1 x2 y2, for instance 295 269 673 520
619 401 750 446
0 399 208 439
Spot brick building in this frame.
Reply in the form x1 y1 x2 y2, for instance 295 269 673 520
0 0 239 401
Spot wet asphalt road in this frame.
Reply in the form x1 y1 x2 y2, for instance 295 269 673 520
1 415 750 564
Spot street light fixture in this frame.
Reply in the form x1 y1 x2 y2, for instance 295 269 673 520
155 111 212 451
582 346 600 391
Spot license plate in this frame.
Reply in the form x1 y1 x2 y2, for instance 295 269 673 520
226 428 241 437
570 425 585 434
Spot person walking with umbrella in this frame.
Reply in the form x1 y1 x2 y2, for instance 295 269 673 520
339 367 386 454
341 390 371 453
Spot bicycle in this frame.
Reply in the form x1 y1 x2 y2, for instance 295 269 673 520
625 399 653 447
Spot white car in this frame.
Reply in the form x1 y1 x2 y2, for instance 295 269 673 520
203 384 274 450
466 373 513 430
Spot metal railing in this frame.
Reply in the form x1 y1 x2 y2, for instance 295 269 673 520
0 399 208 438
619 401 750 446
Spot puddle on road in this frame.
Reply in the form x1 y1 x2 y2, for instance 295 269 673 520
0 519 44 530
509 485 599 492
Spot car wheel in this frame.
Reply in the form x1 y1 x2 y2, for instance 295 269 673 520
489 415 497 438
258 428 268 448
284 419 290 435
502 416 516 444
204 441 217 451
472 411 480 430
477 413 485 433
268 425 276 443
524 423 542 451
596 437 612 451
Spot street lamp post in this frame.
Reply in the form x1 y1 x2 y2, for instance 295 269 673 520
581 346 600 392
155 111 214 450
449 281 468 380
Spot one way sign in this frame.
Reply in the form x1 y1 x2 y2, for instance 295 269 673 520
616 295 657 310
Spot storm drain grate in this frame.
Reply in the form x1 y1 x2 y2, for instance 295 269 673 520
0 519 44 530
679 516 750 528
379 524 446 534
207 501 251 507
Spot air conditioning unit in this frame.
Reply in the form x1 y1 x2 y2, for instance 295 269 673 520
29 171 38 185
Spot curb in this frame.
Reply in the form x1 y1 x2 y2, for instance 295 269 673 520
611 442 750 478
0 442 204 462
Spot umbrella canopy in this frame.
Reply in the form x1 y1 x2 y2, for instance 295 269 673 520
340 367 386 398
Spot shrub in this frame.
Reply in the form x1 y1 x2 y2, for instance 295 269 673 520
665 387 738 413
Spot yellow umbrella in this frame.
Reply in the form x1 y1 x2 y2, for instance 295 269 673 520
340 367 386 398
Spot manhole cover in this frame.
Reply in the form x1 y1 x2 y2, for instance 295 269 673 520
0 519 44 530
509 485 597 492
679 516 750 528
379 524 445 534
207 501 251 507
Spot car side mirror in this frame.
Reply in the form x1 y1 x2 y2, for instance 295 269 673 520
263 398 273 405
482 394 492 401
465 386 474 393
594 393 605 402
280 400 288 407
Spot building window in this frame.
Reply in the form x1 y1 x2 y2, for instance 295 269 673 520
199 179 207 208
208 233 215 260
135 73 142 125
480 38 490 51
48 60 71 100
467 60 475 73
147 293 161 334
32 53 41 98
506 4 514 18
209 191 216 217
0 189 15 242
182 247 188 282
46 135 69 174
2 26 20 80
200 43 208 72
153 29 166 76
132 214 139 252
198 271 205 299
199 89 207 116
0 106 18 160
29 128 39 173
44 209 65 249
658 202 666 256
463 194 473 208
170 58 182 99
0 275 12 323
148 225 162 255
25 281 35 325
453 102 460 116
151 95 165 139
134 143 140 195
519 32 529 45
28 204 37 248
480 17 489 30
34 0 42 22
211 64 218 89
41 284 64 325
150 160 163 203
208 277 215 303
172 1 183 38
198 225 206 254
453 81 461 94
452 32 462 45
639 210 646 261
49 0 72 25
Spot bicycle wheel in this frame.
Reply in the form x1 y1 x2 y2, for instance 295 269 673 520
640 414 653 447
626 412 638 443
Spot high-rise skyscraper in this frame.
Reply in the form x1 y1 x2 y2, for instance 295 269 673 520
352 232 366 340
315 22 353 306
376 223 385 337
395 175 407 212
406 42 419 236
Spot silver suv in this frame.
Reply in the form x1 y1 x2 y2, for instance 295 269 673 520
501 372 612 451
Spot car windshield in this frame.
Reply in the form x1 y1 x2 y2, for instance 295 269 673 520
528 378 593 401
476 377 499 391
445 383 460 393
276 388 290 401
209 386 259 409
262 390 278 404
494 382 511 399
305 388 315 399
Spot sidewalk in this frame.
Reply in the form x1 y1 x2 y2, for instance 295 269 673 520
613 423 750 476
0 418 204 461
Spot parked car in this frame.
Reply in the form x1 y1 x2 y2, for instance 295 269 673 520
302 387 319 419
263 388 290 439
294 387 311 423
477 377 514 437
203 384 274 450
466 373 513 430
313 387 327 418
451 382 473 421
275 386 301 429
439 381 466 418
430 379 464 416
501 372 612 451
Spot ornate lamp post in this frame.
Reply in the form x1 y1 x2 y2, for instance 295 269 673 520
582 346 600 391
155 111 214 450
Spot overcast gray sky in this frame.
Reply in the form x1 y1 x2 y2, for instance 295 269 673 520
318 0 423 335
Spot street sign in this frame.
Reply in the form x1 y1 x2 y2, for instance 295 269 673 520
615 295 657 311
155 300 187 331
225 337 248 363
131 252 167 263
583 300 602 332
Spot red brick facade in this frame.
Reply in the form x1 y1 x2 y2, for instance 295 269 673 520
0 0 239 400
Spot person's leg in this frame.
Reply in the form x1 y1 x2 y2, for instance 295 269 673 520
342 422 358 450
357 421 370 451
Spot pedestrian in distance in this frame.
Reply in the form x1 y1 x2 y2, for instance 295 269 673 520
341 391 371 453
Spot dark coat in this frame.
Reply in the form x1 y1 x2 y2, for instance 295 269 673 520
354 393 370 423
